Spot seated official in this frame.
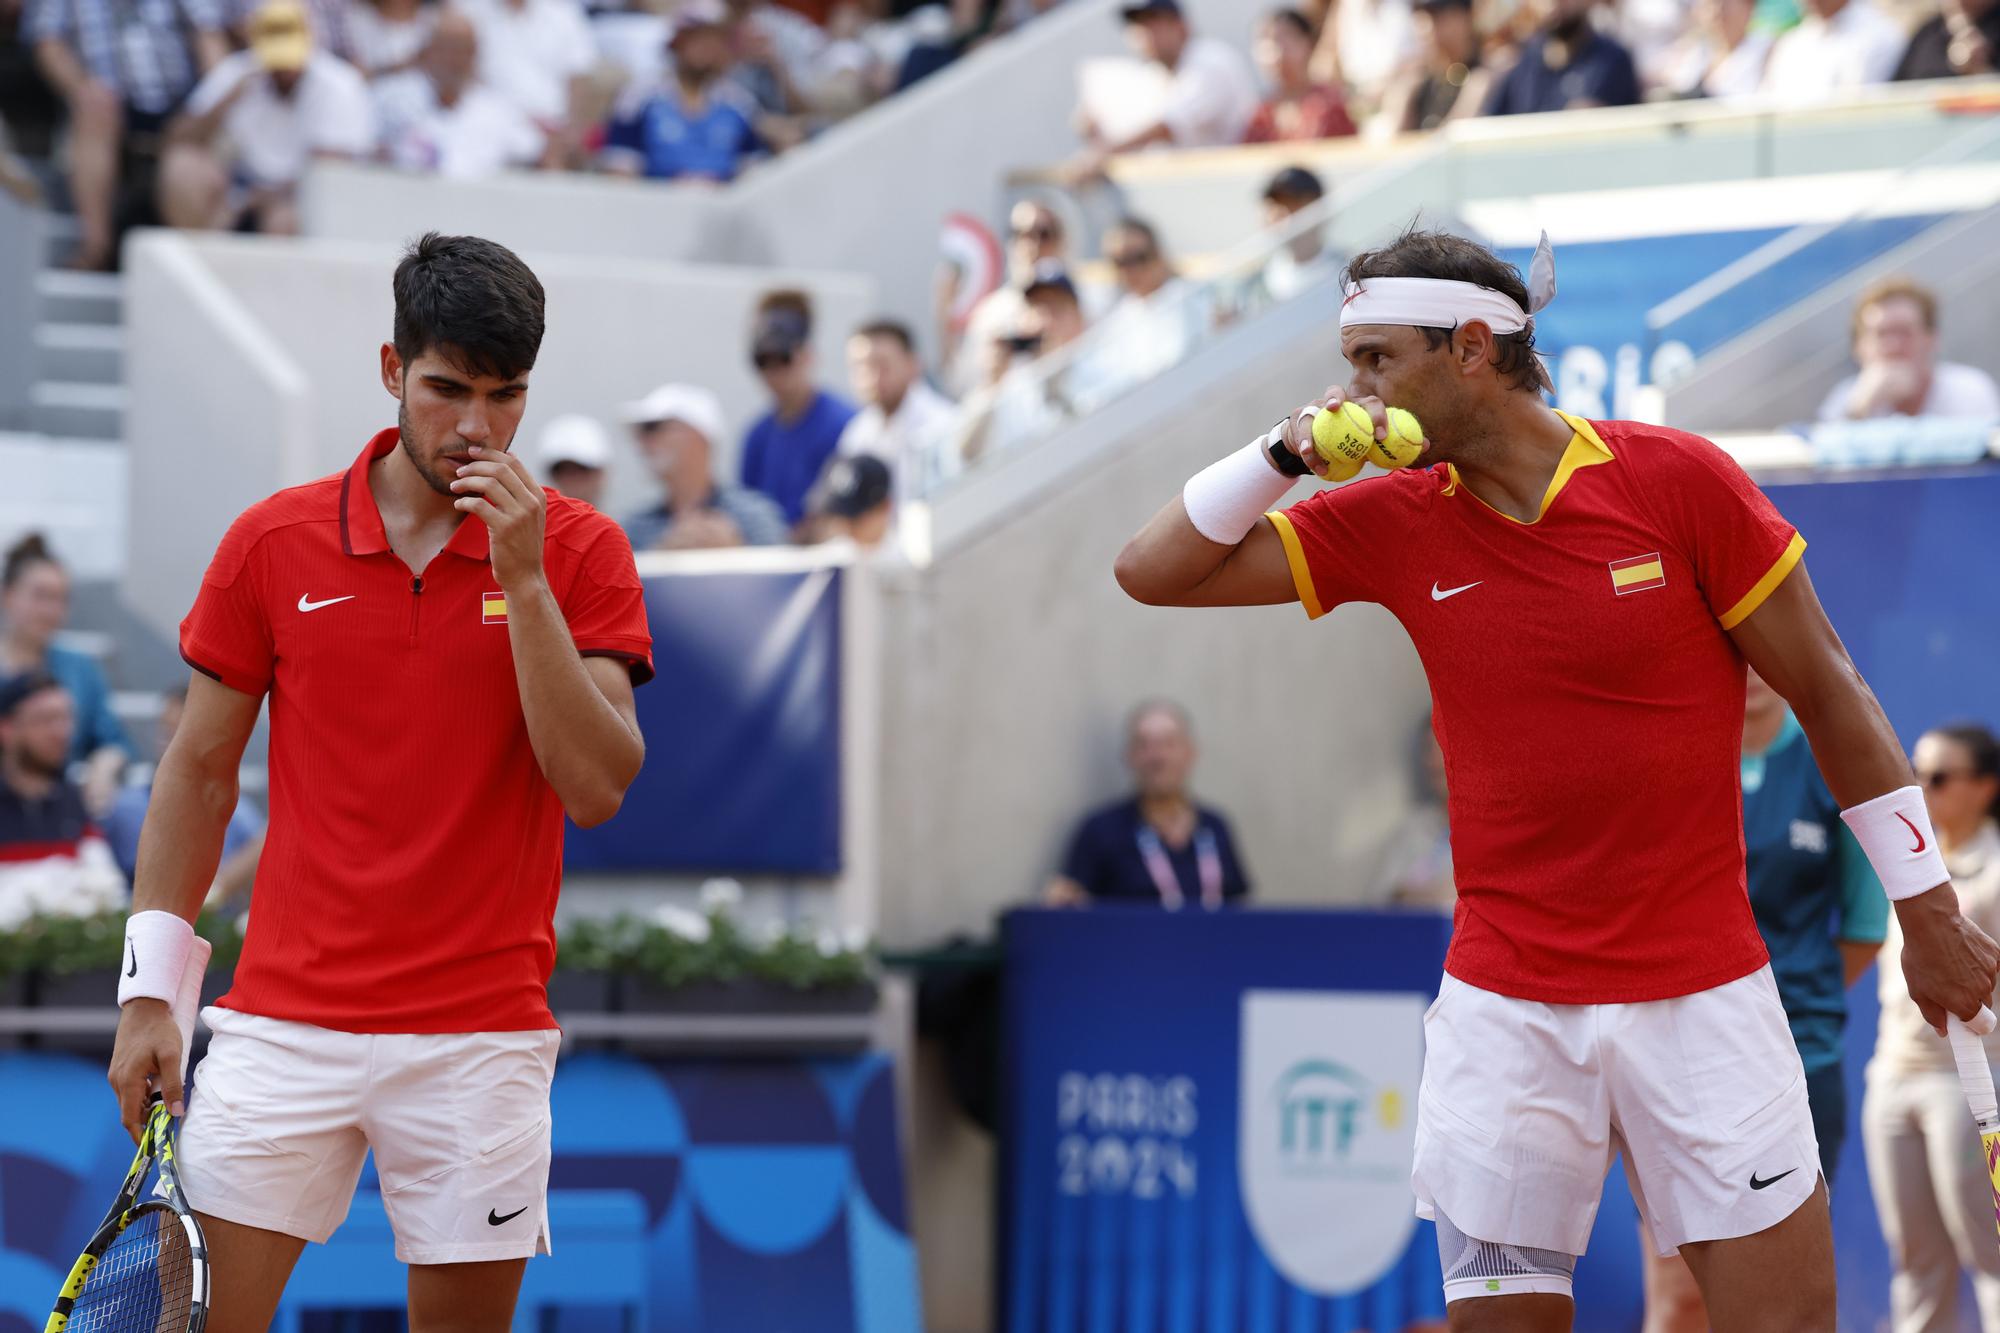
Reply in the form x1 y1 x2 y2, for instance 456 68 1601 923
1046 700 1251 909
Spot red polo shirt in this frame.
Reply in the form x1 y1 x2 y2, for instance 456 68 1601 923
180 430 653 1032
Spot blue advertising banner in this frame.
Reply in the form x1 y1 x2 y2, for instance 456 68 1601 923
0 1049 915 1333
1002 907 1454 1333
566 566 843 875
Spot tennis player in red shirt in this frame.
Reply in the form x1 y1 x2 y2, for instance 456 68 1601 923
1117 227 2000 1330
104 233 652 1329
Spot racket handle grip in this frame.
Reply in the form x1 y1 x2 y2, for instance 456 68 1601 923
1949 1007 2000 1132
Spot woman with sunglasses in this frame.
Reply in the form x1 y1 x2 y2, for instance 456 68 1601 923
1865 721 2000 1333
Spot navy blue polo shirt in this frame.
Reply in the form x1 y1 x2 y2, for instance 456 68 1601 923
1060 799 1251 907
1483 29 1640 115
0 776 94 862
1743 712 1888 1073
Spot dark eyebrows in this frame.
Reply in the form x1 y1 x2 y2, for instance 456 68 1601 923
1345 339 1389 359
419 372 528 395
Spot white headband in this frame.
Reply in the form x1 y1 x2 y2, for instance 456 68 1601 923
1340 231 1558 334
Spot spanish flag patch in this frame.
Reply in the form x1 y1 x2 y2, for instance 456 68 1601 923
1608 552 1667 595
481 592 508 624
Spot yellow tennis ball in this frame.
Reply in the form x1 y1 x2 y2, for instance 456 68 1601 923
1368 407 1425 470
1311 400 1376 469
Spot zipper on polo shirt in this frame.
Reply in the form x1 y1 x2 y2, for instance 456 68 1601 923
408 575 423 644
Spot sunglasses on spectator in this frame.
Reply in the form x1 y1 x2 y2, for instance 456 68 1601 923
1916 769 1977 789
1111 250 1156 269
1013 224 1059 242
753 349 796 370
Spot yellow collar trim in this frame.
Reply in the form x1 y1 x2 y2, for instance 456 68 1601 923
1445 410 1614 525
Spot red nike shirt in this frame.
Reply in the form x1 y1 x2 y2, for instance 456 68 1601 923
1269 414 1803 1004
180 430 654 1032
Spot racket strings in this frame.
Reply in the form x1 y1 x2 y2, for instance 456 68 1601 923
67 1209 194 1332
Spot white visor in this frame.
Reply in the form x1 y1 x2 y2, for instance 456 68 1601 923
1340 231 1557 335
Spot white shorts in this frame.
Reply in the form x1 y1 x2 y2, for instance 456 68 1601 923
1413 965 1819 1259
178 1006 561 1265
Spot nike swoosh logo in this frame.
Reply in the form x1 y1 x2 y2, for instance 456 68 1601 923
297 594 356 613
1896 812 1928 854
488 1206 529 1226
1431 581 1483 602
1749 1168 1798 1191
127 941 138 979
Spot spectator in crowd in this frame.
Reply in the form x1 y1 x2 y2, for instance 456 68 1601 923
26 0 228 268
945 199 1083 397
1070 0 1259 179
1818 277 2000 421
535 413 611 508
0 534 128 817
1896 0 1997 80
741 290 859 526
0 674 124 928
1864 722 2000 1333
621 383 788 550
800 454 895 548
104 687 263 909
839 318 962 503
1642 667 1887 1331
1660 0 1774 98
454 0 596 160
1377 0 1493 132
604 4 766 182
1760 0 1906 101
374 10 545 177
157 0 374 236
1243 7 1356 142
1245 165 1340 308
955 263 1105 463
1092 216 1209 387
346 0 436 79
1481 0 1640 114
1375 720 1455 909
1045 700 1251 909
1308 0 1417 110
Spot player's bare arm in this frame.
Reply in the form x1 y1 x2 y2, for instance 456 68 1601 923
451 444 644 826
1731 562 2000 1032
1115 386 1379 608
107 671 262 1139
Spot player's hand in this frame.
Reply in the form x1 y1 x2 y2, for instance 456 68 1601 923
451 444 547 593
1277 385 1388 480
1896 883 2000 1036
108 999 184 1143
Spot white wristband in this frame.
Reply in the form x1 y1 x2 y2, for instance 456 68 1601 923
1841 785 1953 901
1183 438 1299 546
118 910 197 1008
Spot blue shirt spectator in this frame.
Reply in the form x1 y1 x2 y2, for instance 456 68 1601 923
37 644 129 767
741 390 857 527
25 0 225 117
105 781 262 885
1046 700 1252 909
2 535 130 774
603 5 763 182
1483 9 1640 114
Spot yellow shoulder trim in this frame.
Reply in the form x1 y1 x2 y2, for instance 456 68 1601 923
1265 509 1327 620
1718 531 1807 630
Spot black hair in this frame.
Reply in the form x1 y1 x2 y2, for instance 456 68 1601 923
0 670 60 720
392 232 545 381
1925 722 2000 824
1266 6 1315 39
854 318 917 355
2 532 60 590
1344 225 1552 394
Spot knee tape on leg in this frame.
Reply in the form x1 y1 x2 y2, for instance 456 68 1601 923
1436 1210 1578 1301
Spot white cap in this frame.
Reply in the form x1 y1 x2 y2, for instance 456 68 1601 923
537 414 611 470
618 383 727 445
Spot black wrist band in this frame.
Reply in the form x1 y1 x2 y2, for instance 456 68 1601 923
1267 426 1311 478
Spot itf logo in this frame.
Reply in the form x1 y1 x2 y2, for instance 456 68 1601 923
1240 991 1424 1295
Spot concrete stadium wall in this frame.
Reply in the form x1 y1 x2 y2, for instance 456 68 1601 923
872 291 1433 951
0 193 45 430
120 230 875 645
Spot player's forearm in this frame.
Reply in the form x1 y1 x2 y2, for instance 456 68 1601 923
131 750 241 920
1115 496 1240 604
505 579 643 826
1789 662 1915 810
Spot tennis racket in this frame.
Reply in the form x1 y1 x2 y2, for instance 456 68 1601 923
1947 1006 2000 1244
44 1098 209 1331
